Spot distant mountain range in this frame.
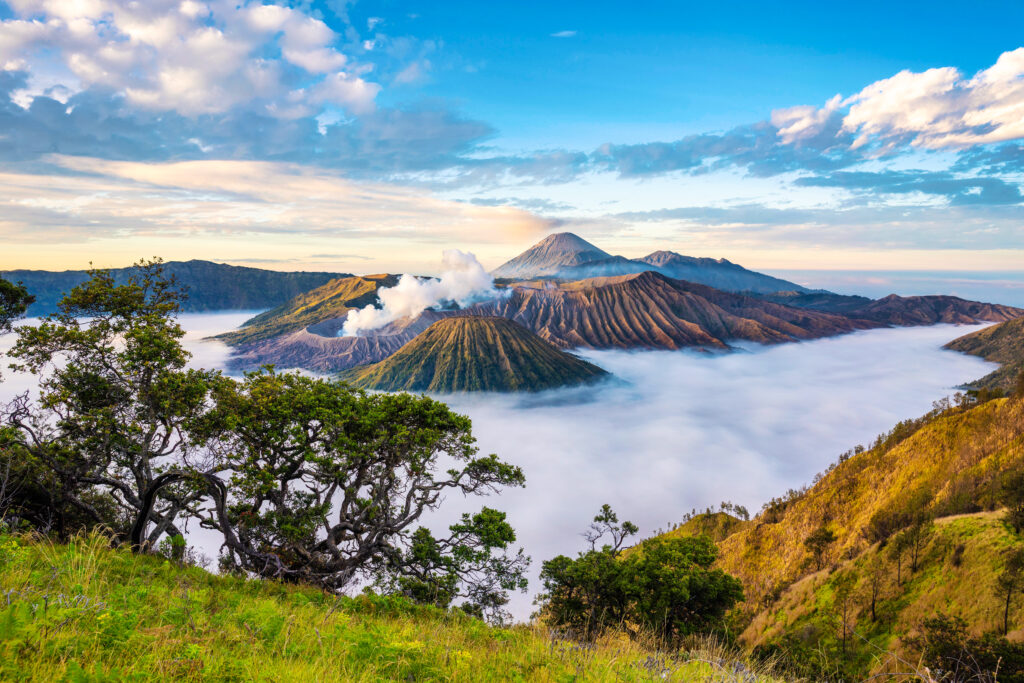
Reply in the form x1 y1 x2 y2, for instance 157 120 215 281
2 260 350 315
341 317 608 392
228 267 1024 380
491 232 810 294
9 234 1024 392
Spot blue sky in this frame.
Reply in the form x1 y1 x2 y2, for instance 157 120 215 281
0 0 1021 280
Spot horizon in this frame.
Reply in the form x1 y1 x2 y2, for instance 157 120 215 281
0 1 1022 277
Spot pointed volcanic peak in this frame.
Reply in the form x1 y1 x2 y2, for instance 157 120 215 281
491 232 612 278
340 316 609 393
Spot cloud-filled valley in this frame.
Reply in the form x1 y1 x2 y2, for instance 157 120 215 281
2 313 994 619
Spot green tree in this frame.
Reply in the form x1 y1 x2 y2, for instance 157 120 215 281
1002 470 1024 535
905 515 934 573
583 503 639 552
538 507 742 644
2 260 218 547
804 525 837 571
889 529 910 585
0 276 33 336
996 547 1024 636
627 535 743 645
198 368 528 623
863 554 886 622
831 570 858 657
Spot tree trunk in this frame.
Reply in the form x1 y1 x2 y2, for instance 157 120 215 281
129 471 188 551
1006 590 1013 636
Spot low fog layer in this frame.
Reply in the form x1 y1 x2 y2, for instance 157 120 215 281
341 250 500 336
0 315 999 620
433 324 998 618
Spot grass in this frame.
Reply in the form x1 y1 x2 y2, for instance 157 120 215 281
0 532 790 682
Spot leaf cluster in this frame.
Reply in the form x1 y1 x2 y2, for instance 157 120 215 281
538 507 743 645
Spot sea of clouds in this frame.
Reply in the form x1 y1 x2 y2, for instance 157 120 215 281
0 314 999 620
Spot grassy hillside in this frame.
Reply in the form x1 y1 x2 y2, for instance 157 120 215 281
945 317 1024 392
341 316 609 393
665 397 1024 678
0 532 787 682
216 274 399 346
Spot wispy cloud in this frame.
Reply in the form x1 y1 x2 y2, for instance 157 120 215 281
550 30 577 38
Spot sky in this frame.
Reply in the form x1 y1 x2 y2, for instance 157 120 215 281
0 0 1022 280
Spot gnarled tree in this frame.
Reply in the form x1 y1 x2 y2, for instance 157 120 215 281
2 260 219 547
198 368 528 621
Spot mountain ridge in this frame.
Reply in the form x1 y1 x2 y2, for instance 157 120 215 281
2 260 351 315
945 317 1024 391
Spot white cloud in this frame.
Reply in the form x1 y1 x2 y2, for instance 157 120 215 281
550 30 577 38
0 155 551 246
771 94 842 144
341 250 500 335
0 0 380 117
768 48 1024 152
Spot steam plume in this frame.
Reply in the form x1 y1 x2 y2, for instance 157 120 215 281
341 250 499 336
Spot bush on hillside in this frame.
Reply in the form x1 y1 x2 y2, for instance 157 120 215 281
537 506 743 645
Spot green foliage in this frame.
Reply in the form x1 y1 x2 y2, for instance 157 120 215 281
803 525 836 571
996 547 1024 635
2 260 218 545
0 532 786 682
999 472 1024 536
199 368 529 621
911 613 1024 683
0 276 33 336
538 507 743 646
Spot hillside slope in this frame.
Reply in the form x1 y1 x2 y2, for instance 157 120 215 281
341 317 608 392
217 274 399 346
3 260 348 315
945 317 1024 391
0 533 785 682
664 397 1024 678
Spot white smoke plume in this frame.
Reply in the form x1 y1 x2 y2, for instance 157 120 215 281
341 250 499 336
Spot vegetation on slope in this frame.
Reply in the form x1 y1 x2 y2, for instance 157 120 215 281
341 316 608 392
0 532 788 683
2 260 348 316
946 317 1024 392
216 273 399 346
665 395 1024 680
